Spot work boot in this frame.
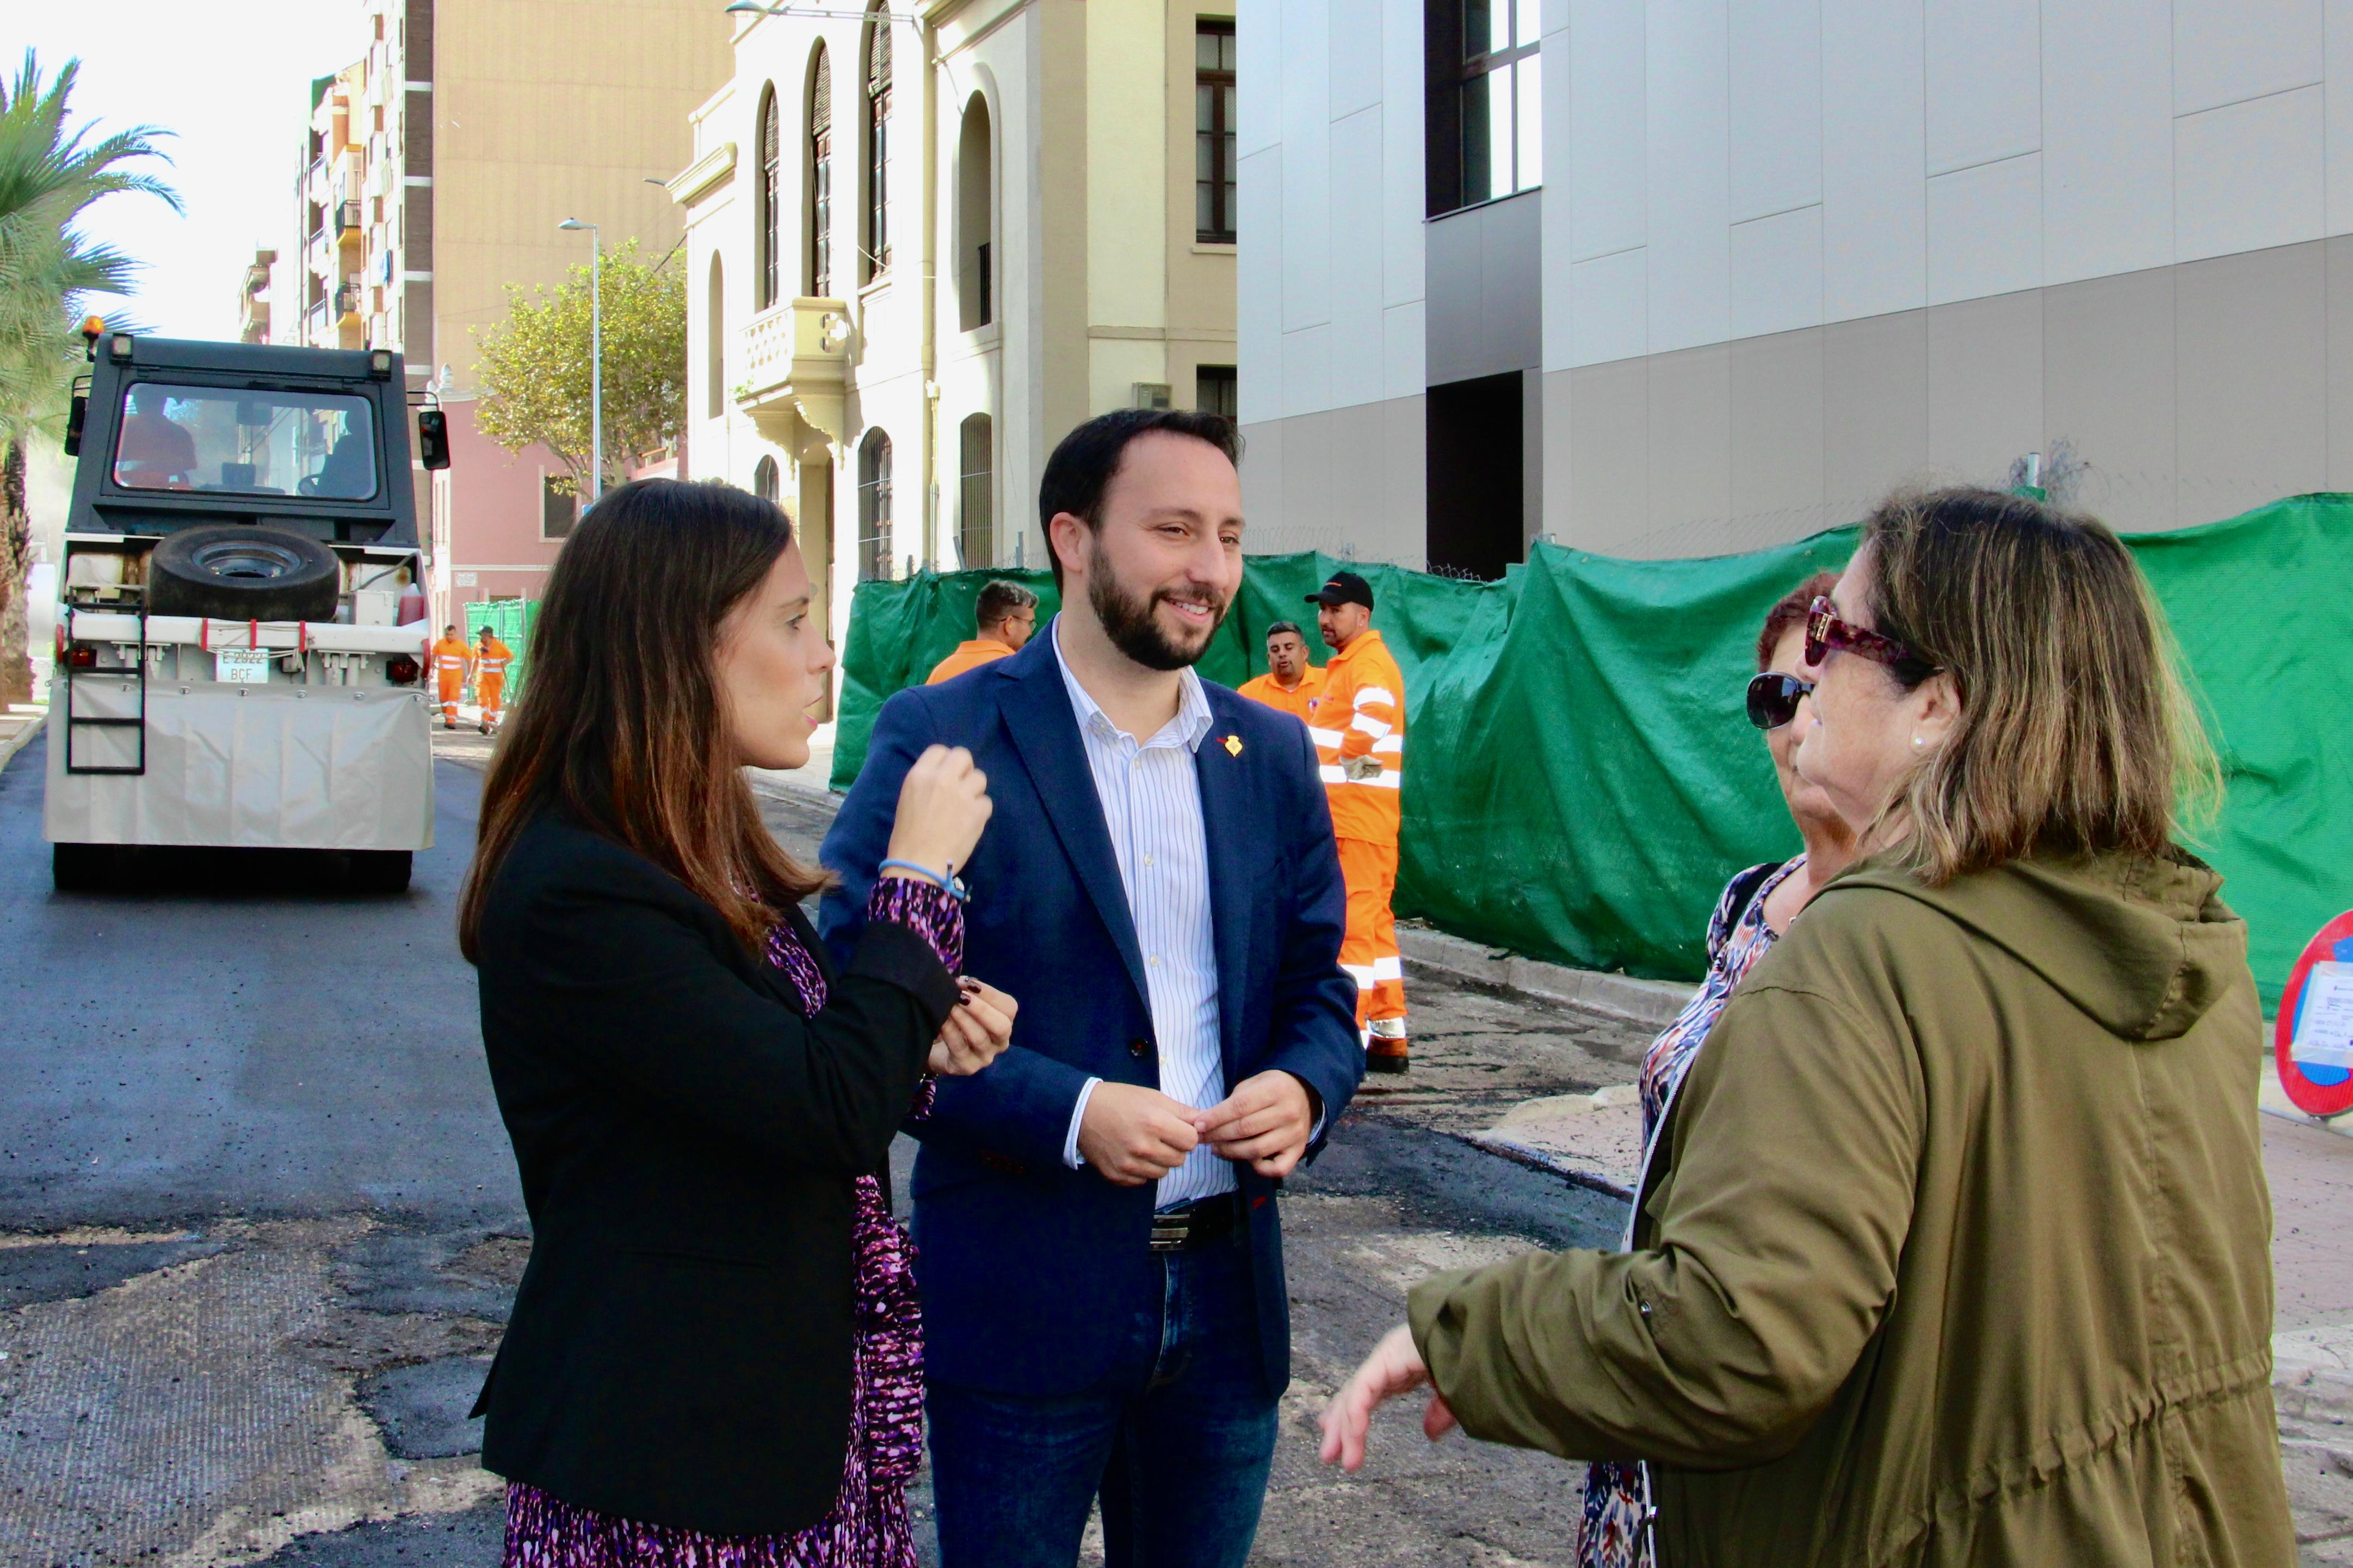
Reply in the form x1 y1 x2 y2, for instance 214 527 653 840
1366 1017 1409 1074
479 720 489 735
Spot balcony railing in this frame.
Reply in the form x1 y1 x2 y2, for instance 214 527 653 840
335 283 362 321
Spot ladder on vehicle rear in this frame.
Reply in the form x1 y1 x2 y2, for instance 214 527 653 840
61 602 149 776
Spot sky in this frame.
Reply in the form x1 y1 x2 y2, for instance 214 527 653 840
1 0 370 340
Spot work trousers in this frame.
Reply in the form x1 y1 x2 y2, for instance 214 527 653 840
1337 835 1407 1058
478 674 504 728
436 675 462 726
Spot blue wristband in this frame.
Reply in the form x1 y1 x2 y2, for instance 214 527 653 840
879 858 969 902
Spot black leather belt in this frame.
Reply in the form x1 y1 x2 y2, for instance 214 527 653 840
1149 1192 1245 1253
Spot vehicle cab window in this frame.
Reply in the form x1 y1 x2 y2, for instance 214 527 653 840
113 382 379 501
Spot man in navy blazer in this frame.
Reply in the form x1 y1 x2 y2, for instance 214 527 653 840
820 410 1362 1567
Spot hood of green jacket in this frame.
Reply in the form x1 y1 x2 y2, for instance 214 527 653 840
1829 850 2246 1043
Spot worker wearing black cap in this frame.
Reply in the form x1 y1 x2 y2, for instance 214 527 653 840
1305 571 1410 1073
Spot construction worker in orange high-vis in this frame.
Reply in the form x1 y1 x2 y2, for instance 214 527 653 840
927 579 1040 684
473 624 514 735
430 623 472 731
1306 571 1410 1073
1236 620 1324 725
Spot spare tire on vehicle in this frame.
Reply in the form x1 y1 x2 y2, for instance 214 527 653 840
146 525 341 622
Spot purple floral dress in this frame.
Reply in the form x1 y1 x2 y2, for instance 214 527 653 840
1576 856 1804 1568
504 877 964 1568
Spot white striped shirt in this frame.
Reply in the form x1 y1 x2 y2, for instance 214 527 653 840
1050 624 1233 1208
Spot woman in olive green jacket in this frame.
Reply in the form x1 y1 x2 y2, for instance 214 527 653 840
1321 487 2297 1567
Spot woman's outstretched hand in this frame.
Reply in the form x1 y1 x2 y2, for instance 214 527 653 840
1318 1323 1457 1472
929 978 1016 1076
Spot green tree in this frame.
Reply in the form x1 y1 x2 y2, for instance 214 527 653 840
0 52 177 706
472 238 686 498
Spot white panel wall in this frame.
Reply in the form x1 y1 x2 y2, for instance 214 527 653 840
1240 0 1427 426
1728 0 1820 223
1818 0 1928 326
2042 0 2172 285
1643 0 1731 354
1246 0 2353 411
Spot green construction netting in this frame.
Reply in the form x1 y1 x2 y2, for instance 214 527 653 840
463 598 539 703
831 496 2353 1004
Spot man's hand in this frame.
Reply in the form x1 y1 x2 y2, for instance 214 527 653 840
1193 1070 1316 1179
1318 1323 1457 1472
1077 1083 1200 1186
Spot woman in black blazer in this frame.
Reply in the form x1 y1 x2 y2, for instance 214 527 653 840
459 480 1007 1565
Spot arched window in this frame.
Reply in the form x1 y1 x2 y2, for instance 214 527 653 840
756 83 781 309
806 43 832 298
753 454 780 503
958 413 992 568
857 430 893 579
705 253 725 417
862 5 892 283
956 94 992 331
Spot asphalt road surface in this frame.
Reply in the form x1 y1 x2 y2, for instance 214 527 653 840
0 729 1648 1567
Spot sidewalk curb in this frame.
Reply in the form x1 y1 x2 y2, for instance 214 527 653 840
0 706 45 776
1399 925 1694 1033
1456 1130 1637 1202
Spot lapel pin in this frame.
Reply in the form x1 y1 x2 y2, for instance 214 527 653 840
1223 734 1244 757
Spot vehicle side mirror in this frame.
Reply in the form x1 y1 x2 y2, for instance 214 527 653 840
416 408 450 470
64 392 86 457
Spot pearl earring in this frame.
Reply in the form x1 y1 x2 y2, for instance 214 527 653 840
1911 735 1925 749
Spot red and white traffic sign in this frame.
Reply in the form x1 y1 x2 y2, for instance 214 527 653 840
2276 910 2353 1120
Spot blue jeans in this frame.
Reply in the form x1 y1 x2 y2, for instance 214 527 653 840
925 1227 1279 1568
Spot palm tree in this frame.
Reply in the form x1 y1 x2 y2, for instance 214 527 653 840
0 51 178 706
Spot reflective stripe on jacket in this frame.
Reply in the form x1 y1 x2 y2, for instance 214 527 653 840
432 637 472 675
476 637 512 677
1310 629 1403 846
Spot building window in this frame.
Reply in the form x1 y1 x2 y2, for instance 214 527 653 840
754 454 780 503
958 414 992 569
706 253 725 417
1196 365 1238 422
756 83 781 310
1426 0 1541 216
541 475 577 541
1196 21 1237 243
956 94 992 331
808 42 833 298
863 7 892 283
857 429 893 579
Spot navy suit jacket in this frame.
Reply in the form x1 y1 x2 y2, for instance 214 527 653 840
818 631 1364 1397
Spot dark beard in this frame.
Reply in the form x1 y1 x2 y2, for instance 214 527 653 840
1086 541 1229 671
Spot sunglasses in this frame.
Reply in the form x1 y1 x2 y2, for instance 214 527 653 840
1745 672 1814 730
1804 596 1936 680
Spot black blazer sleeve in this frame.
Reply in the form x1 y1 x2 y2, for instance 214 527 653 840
489 826 959 1176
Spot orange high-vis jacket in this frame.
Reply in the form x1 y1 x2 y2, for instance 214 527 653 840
1236 665 1325 726
1311 628 1404 846
431 636 473 681
925 637 1017 685
475 637 512 678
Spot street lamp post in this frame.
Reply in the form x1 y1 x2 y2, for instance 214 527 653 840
558 218 603 505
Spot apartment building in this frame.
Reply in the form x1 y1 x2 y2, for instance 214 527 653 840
272 0 729 622
1244 0 2353 571
675 0 1239 667
236 250 275 345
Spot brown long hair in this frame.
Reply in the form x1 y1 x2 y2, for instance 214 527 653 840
1856 486 2220 883
456 479 830 963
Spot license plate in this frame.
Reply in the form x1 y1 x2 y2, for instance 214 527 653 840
215 649 270 684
